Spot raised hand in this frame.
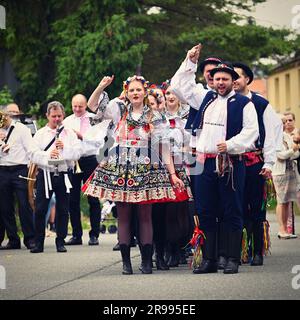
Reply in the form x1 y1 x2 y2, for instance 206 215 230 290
98 75 114 90
187 43 202 64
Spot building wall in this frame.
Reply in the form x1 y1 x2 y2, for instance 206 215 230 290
267 59 300 126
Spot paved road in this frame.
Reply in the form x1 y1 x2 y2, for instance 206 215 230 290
0 213 299 300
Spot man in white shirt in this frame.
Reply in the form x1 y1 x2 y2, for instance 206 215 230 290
191 63 259 275
230 62 282 267
171 44 221 131
30 101 81 253
63 94 102 246
0 108 35 250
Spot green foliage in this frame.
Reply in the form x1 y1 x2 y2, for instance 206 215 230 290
49 9 147 113
1 0 300 116
0 86 14 105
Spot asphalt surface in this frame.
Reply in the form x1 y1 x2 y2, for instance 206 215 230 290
0 213 299 300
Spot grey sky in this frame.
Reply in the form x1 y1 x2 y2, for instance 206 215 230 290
246 0 300 32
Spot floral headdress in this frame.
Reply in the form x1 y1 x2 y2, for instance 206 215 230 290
158 79 171 94
147 88 163 104
123 75 149 92
0 111 9 128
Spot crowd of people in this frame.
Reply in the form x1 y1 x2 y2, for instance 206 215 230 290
0 43 298 275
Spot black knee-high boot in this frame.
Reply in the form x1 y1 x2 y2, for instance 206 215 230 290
155 242 169 270
120 244 133 275
139 244 153 274
217 223 228 269
224 230 242 274
251 221 264 266
167 242 180 267
193 231 218 274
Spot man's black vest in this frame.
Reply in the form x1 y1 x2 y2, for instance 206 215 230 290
189 91 251 140
250 92 269 149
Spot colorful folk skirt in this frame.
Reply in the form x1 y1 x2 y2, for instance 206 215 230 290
82 143 192 203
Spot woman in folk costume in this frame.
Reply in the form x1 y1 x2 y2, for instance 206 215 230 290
162 84 193 267
83 75 191 275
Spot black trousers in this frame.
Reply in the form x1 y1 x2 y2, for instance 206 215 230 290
194 158 245 232
0 165 35 245
244 161 266 224
0 213 6 244
69 155 101 239
34 170 70 246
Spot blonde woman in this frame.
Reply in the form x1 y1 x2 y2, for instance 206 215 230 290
272 115 299 239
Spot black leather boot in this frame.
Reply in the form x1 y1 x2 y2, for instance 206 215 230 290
217 223 227 269
139 244 153 274
155 243 169 270
56 238 67 253
120 244 133 275
30 242 44 253
193 232 218 274
167 243 180 267
251 222 264 266
224 230 242 274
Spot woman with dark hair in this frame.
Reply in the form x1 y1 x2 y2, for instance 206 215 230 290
83 75 191 275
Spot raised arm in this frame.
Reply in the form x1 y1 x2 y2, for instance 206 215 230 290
88 75 114 112
170 44 207 110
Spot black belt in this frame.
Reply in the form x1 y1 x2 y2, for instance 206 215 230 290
0 164 27 171
80 155 96 161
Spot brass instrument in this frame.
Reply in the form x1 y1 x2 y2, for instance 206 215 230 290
75 160 82 174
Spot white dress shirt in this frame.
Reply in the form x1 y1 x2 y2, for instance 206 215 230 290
171 57 213 110
0 121 33 166
195 90 259 154
63 112 103 157
31 125 81 172
30 125 82 199
245 91 279 170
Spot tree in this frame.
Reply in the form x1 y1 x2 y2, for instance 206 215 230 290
0 0 299 116
0 86 13 105
0 0 147 114
134 0 300 82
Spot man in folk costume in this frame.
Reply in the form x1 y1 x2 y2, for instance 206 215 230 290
170 45 222 230
30 101 81 253
191 63 259 274
231 62 281 266
171 43 221 132
0 109 35 250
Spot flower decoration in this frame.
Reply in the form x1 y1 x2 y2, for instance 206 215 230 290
169 118 176 129
159 79 171 94
123 75 149 92
148 88 163 104
127 178 135 187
